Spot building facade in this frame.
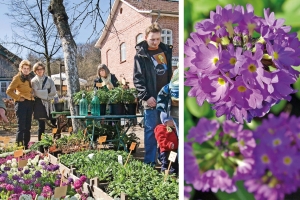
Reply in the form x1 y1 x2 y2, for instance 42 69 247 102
0 45 21 98
95 0 179 87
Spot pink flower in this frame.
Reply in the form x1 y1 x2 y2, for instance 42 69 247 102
74 180 83 189
6 184 14 191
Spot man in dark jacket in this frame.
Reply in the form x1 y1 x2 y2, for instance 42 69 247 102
133 22 173 165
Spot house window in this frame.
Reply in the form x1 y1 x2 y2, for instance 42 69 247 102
1 82 7 93
120 43 126 62
161 29 173 45
136 33 143 44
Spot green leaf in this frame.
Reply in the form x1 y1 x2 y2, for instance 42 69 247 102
216 181 255 200
270 100 287 114
186 97 211 118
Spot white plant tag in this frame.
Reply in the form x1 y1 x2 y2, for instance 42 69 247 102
118 155 123 165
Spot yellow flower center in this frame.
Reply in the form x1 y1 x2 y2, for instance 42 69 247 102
261 154 269 163
212 57 219 65
273 139 281 146
268 177 279 188
248 64 257 73
273 52 279 60
283 156 292 165
247 23 256 36
215 25 221 30
240 139 245 146
229 57 236 65
237 85 247 92
268 128 274 134
218 78 225 85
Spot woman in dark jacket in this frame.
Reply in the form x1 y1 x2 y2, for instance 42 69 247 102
94 64 119 90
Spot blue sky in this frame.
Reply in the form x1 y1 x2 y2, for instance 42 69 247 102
0 0 115 58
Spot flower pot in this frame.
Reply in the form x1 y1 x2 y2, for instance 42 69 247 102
100 103 107 115
125 103 137 115
109 103 125 115
54 102 64 112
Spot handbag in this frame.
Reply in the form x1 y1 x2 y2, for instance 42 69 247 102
33 77 49 119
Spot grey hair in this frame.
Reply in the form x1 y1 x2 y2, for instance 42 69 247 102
97 64 110 77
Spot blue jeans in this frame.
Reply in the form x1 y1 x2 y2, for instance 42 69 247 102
144 109 160 165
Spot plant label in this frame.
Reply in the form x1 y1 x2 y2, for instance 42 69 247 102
3 137 10 144
18 159 28 168
118 155 123 165
98 136 107 143
53 185 67 198
14 149 23 158
68 127 73 133
96 82 103 87
168 151 177 163
129 142 136 151
52 128 57 134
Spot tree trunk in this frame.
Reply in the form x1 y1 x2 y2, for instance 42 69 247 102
48 0 81 132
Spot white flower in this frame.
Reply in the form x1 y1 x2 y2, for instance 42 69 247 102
34 155 40 160
11 158 17 163
19 194 33 200
11 162 17 168
70 196 79 200
0 164 5 171
6 160 12 164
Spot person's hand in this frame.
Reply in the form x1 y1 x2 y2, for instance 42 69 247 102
0 108 8 123
146 97 156 108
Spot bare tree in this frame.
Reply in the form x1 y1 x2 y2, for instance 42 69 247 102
1 0 62 76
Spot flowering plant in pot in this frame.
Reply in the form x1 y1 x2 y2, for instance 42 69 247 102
123 88 138 115
107 86 125 115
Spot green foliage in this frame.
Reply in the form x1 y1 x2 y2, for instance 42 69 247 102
108 86 124 104
122 88 137 104
29 133 53 150
73 90 93 105
96 88 109 104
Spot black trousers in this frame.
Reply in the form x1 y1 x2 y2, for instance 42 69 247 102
15 100 34 149
160 151 178 175
38 119 56 141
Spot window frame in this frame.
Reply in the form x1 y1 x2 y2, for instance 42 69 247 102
120 42 126 62
161 29 173 45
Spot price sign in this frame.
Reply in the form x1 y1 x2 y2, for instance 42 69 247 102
129 142 136 151
168 151 177 163
96 83 103 87
53 186 67 198
98 136 107 143
68 127 73 133
18 160 28 168
14 149 23 158
3 137 10 144
52 128 57 134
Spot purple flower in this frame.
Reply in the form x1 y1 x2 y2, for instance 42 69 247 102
12 175 20 181
6 184 14 191
68 177 74 184
185 4 300 123
184 185 192 199
187 118 220 144
74 180 83 189
34 170 42 178
13 185 22 194
236 130 256 157
23 169 30 174
222 120 243 137
0 176 6 182
184 142 201 184
194 170 237 193
79 175 87 183
3 166 10 171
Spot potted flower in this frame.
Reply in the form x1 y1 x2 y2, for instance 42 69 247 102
123 88 138 115
51 98 65 112
96 88 109 115
107 86 125 115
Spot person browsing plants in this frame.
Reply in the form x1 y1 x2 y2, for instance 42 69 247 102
31 62 57 150
6 60 34 149
154 112 178 175
133 22 173 166
94 64 119 90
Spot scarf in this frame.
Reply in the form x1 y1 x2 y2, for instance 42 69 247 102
20 72 32 88
101 73 114 90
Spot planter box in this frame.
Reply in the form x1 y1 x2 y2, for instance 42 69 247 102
48 153 114 199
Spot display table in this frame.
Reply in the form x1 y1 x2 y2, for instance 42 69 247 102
67 115 143 152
